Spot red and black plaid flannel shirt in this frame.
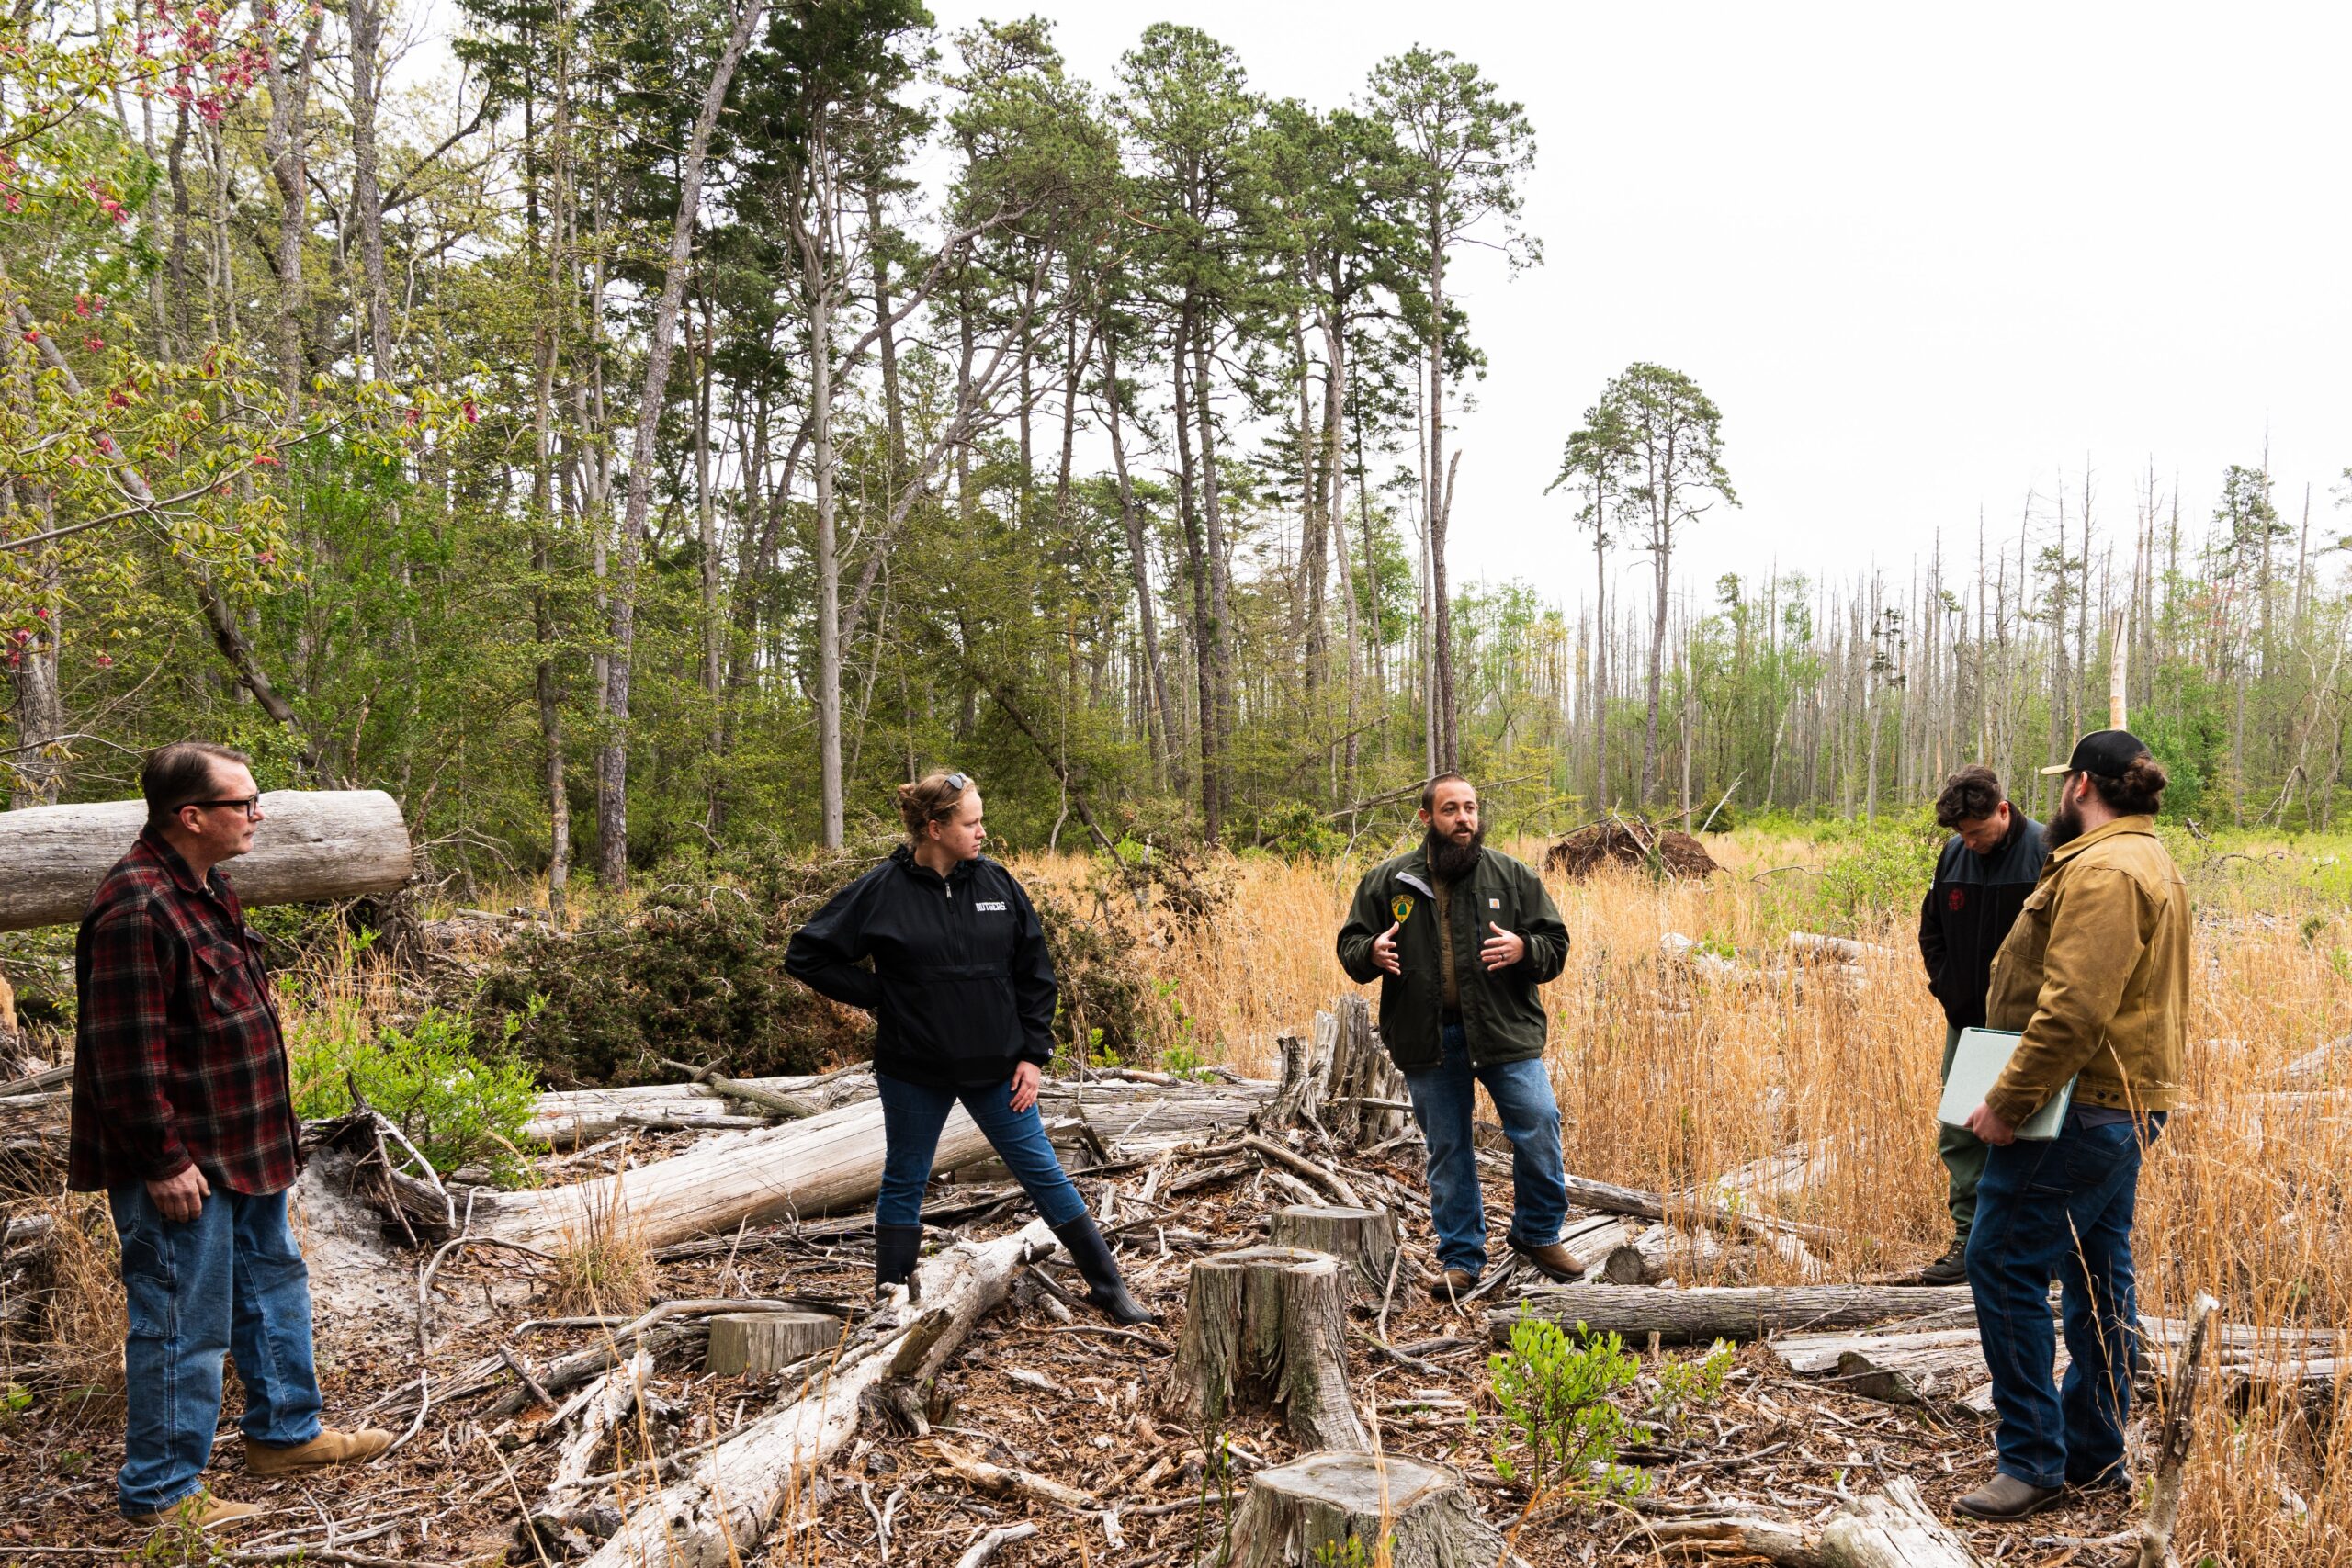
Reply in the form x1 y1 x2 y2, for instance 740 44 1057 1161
68 828 301 1195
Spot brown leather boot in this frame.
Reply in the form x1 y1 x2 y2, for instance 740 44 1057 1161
126 1491 263 1529
1427 1268 1478 1303
1953 1472 2064 1521
245 1427 394 1477
1510 1236 1579 1282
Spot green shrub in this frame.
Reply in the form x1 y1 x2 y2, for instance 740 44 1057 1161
1476 1316 1649 1501
1791 813 1942 931
1647 1339 1737 1435
292 1007 539 1183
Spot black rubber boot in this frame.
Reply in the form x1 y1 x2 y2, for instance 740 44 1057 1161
1051 1215 1159 1325
875 1223 924 1299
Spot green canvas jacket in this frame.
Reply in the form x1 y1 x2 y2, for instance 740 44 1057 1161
1983 814 2190 1126
1336 846 1569 1072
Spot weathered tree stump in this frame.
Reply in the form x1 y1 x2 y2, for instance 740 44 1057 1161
1324 997 1409 1148
1207 1451 1500 1568
1169 1247 1368 1451
704 1310 842 1377
1268 1205 1397 1301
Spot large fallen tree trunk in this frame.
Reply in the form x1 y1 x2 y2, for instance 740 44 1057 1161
0 790 412 931
1496 1283 1975 1346
472 1097 992 1253
579 1219 1056 1568
1558 1169 1837 1247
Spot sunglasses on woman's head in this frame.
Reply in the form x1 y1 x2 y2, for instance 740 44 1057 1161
944 772 969 791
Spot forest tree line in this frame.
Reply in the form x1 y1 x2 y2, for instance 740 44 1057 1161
5 0 2348 906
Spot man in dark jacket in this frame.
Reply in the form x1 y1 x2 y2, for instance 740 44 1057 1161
1337 774 1573 1300
1914 764 2047 1283
73 743 390 1529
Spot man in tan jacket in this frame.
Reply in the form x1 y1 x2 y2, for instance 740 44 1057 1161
1952 730 2188 1523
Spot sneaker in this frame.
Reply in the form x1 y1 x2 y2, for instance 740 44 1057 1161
126 1491 263 1530
1953 1472 2064 1521
1919 1237 1969 1286
245 1426 394 1477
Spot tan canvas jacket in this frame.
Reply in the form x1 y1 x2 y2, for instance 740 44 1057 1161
1982 813 2188 1126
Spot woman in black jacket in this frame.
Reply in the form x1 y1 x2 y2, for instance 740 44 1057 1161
785 771 1153 1324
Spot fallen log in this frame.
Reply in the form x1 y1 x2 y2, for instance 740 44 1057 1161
1169 1247 1369 1452
1210 1451 1501 1568
1559 1169 1836 1247
1497 1283 1974 1346
469 1097 993 1253
578 1218 1056 1568
1635 1477 1982 1567
0 790 412 931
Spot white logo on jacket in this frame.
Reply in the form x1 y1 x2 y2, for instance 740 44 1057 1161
974 900 1008 912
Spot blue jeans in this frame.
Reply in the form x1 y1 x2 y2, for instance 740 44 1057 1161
875 1072 1088 1229
1964 1111 2161 1489
108 1182 322 1517
1398 1024 1568 1275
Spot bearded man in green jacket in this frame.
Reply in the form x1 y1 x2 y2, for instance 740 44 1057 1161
1952 731 2188 1523
1337 774 1574 1302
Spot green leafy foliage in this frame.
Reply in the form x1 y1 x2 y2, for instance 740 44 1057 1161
1647 1339 1737 1436
1477 1316 1649 1501
291 1007 538 1182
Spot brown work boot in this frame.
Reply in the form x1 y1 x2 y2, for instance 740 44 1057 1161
245 1426 394 1477
126 1490 264 1530
1510 1236 1579 1282
1953 1472 2064 1521
1427 1268 1478 1303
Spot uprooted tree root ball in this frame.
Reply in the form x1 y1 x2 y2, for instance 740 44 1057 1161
1547 819 1722 880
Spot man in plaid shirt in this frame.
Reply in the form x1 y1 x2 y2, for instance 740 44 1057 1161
71 742 389 1529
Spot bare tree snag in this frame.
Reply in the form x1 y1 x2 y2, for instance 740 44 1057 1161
578 1219 1055 1568
471 1098 993 1253
1169 1247 1368 1452
1210 1451 1500 1568
2139 1292 2218 1568
0 791 412 931
705 1311 841 1377
1324 997 1409 1148
1268 1205 1397 1301
1497 1284 1974 1346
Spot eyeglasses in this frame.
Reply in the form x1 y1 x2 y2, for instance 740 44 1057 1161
943 772 969 791
187 795 263 819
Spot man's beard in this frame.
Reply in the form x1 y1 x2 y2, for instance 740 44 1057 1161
2046 791 2086 850
1425 824 1486 882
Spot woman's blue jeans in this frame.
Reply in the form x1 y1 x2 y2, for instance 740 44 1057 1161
107 1182 322 1517
1964 1111 2161 1490
1398 1024 1569 1276
875 1072 1088 1229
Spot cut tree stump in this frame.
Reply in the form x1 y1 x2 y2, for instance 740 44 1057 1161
1209 1451 1500 1568
1169 1247 1369 1451
0 790 412 931
1267 1205 1397 1301
1495 1283 1974 1345
1324 996 1408 1148
705 1311 842 1377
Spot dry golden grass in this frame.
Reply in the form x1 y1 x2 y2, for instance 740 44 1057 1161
28 1190 126 1395
1014 829 2352 1565
544 1176 654 1321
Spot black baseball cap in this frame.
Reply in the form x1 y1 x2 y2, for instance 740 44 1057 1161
2039 729 2149 779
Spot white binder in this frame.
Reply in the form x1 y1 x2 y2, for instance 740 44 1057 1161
1937 1027 2075 1140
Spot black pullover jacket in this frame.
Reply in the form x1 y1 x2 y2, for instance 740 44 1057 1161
785 846 1057 1088
1917 811 2048 1031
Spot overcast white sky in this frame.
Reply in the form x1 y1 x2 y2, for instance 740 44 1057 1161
918 1 2352 606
